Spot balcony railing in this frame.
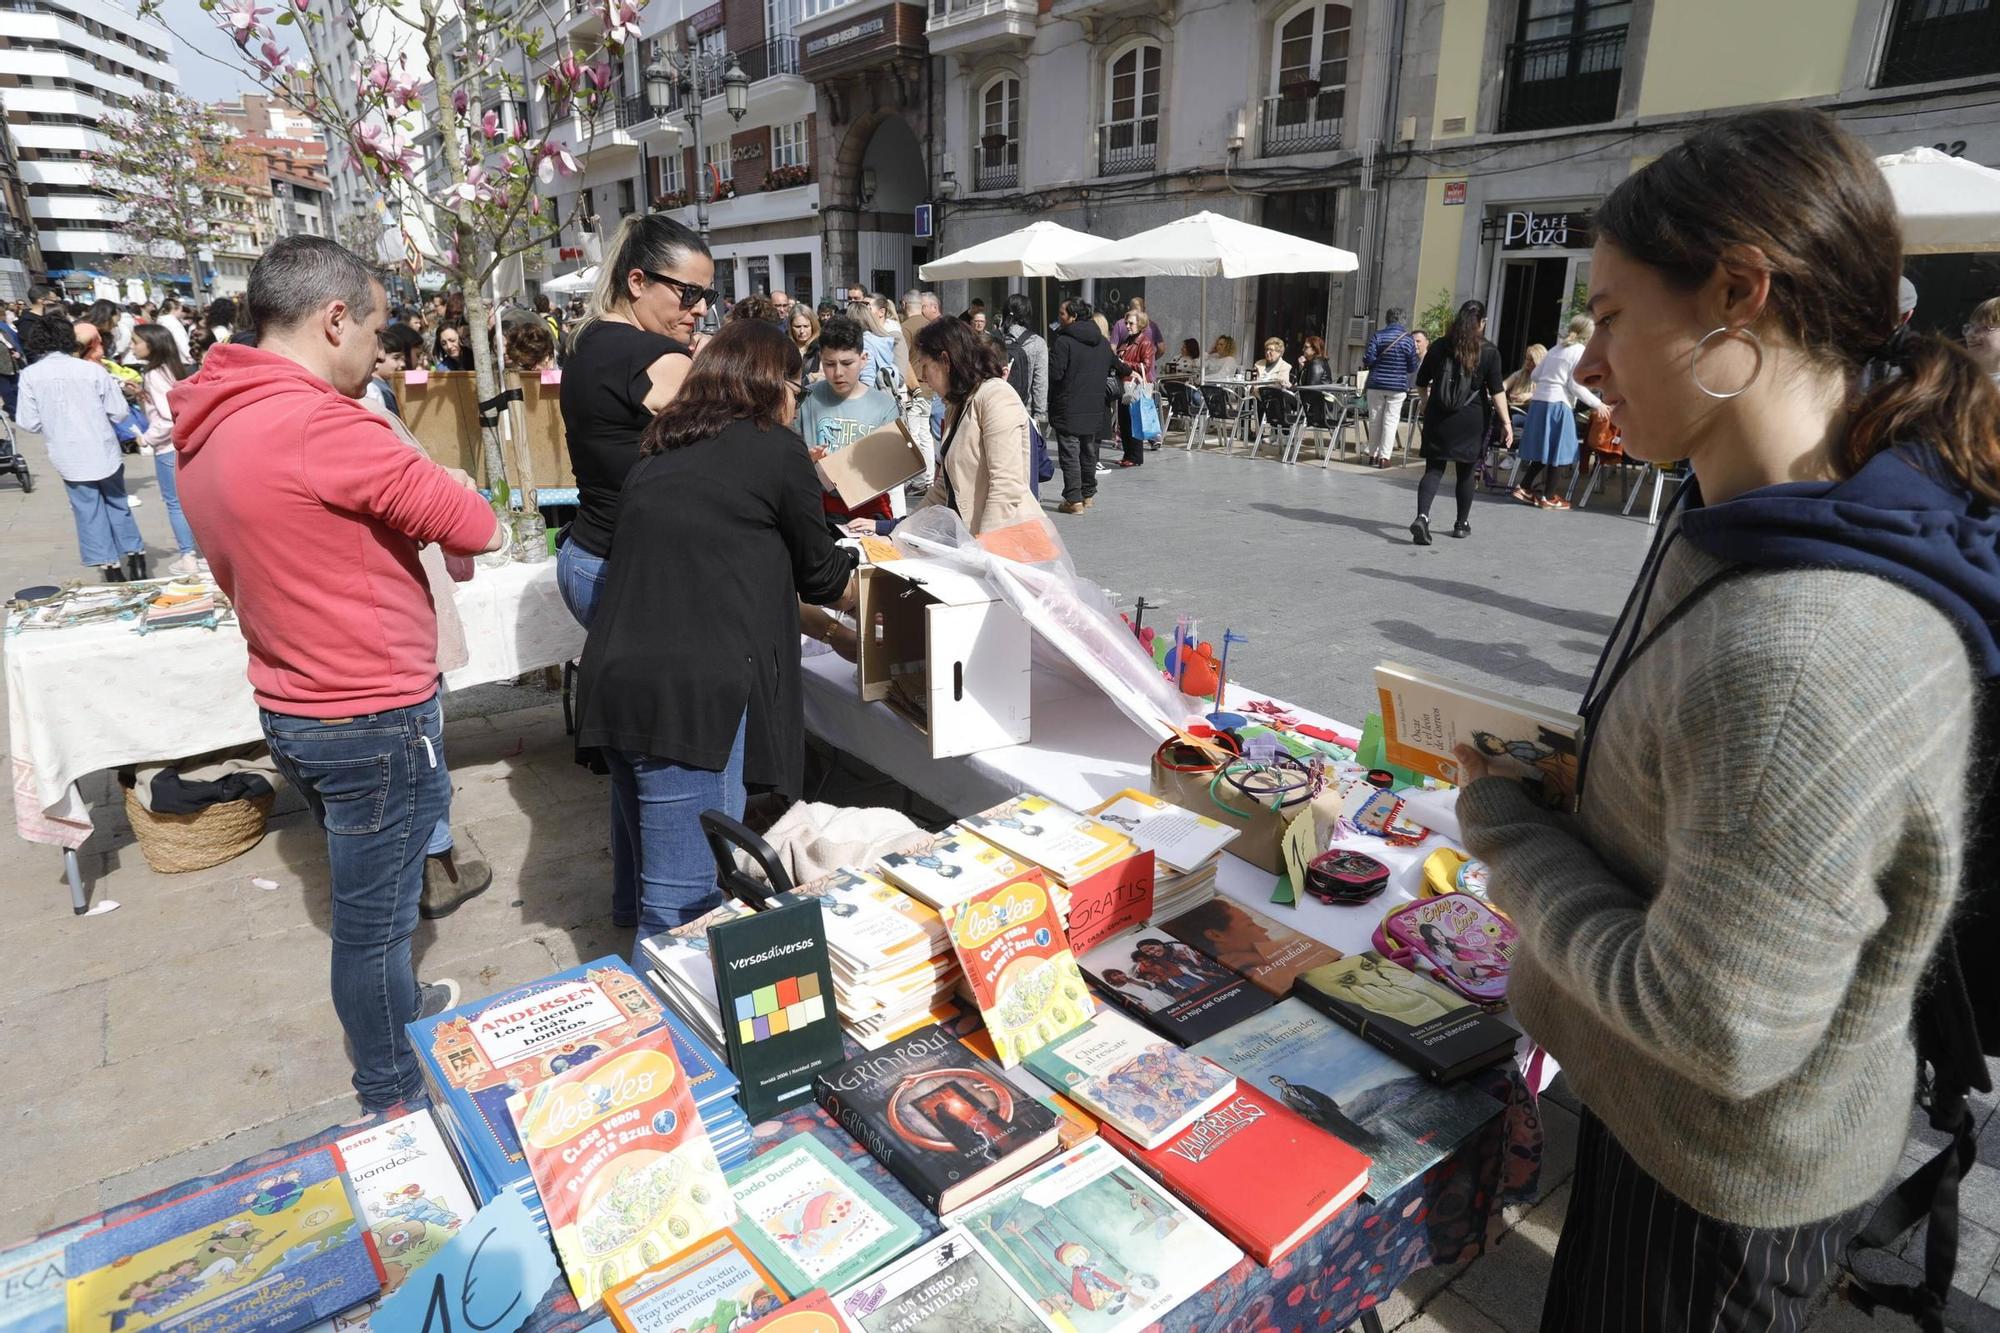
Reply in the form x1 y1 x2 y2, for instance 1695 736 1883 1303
1099 118 1156 175
1498 25 1626 133
974 140 1018 190
735 36 801 83
1878 0 2000 86
1260 92 1342 156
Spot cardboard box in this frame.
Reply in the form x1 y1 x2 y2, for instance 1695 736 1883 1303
856 557 1031 759
816 420 926 510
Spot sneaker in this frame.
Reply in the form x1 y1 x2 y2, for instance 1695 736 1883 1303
169 553 198 579
1538 496 1571 511
421 849 493 920
1451 521 1471 539
1083 496 1096 508
127 495 143 508
1057 500 1086 515
1410 514 1433 546
415 979 461 1020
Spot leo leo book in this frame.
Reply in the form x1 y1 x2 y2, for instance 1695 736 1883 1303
944 871 1093 1067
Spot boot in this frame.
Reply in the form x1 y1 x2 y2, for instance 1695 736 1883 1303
421 848 492 920
123 551 148 582
100 564 125 584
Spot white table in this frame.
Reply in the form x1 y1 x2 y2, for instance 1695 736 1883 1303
7 560 586 911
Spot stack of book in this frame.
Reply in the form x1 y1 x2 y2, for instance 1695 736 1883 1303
957 795 1138 923
640 899 756 1052
875 826 1037 914
783 868 962 1049
1086 788 1235 920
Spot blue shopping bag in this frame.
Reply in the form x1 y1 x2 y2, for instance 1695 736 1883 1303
1133 393 1162 441
113 405 147 444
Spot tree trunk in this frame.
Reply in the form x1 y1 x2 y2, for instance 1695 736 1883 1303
184 239 206 306
461 284 513 513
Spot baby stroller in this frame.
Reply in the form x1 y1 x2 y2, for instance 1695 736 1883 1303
0 404 32 493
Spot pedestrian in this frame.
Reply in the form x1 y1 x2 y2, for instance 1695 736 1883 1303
1501 343 1545 439
1456 105 2000 1332
1296 333 1334 434
170 235 504 1112
1966 296 2000 388
16 313 150 581
574 320 856 948
999 293 1048 429
433 324 472 370
1111 297 1164 357
1360 307 1421 469
899 289 929 346
504 319 556 372
1513 315 1603 509
798 315 898 535
788 306 822 381
848 299 906 391
910 314 1041 535
1410 299 1508 544
846 283 867 305
156 297 194 363
1047 297 1114 515
770 289 793 321
969 309 988 334
1114 306 1158 466
14 286 60 361
131 323 200 577
205 298 237 345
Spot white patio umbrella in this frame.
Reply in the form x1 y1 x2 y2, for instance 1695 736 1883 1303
918 220 1110 280
1877 148 2000 254
541 264 598 297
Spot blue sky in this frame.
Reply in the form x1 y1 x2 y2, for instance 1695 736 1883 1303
154 0 266 102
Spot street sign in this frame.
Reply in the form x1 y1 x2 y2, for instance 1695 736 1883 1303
914 203 933 239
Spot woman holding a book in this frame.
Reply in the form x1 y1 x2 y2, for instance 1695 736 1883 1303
1452 107 1999 1329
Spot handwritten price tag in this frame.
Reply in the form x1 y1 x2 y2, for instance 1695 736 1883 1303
371 1192 558 1333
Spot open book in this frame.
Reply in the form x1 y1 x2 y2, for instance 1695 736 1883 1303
1374 662 1583 809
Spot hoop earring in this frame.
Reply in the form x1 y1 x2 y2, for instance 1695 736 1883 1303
1690 325 1763 400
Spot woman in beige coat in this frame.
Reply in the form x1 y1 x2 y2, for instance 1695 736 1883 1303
909 316 1042 537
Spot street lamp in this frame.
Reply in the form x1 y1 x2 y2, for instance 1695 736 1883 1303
645 38 750 241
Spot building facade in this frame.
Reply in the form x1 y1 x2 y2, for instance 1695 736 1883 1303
298 0 430 268
0 118 43 298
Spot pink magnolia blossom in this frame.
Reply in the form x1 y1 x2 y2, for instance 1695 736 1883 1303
452 88 469 114
258 38 286 70
443 246 459 270
536 142 578 184
481 109 501 139
558 53 581 85
603 0 641 48
290 0 309 10
584 60 613 91
217 0 273 48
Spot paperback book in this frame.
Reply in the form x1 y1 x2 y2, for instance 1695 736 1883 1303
944 871 1093 1066
1021 1008 1235 1150
725 1136 923 1300
958 797 1135 887
1076 928 1273 1045
1190 998 1501 1201
1156 896 1343 998
0 1225 95 1333
334 1110 477 1294
602 1229 789 1333
737 1289 851 1332
1059 851 1155 955
1293 952 1518 1083
710 900 847 1121
876 833 1034 913
814 1023 1061 1214
1085 789 1239 873
1374 662 1584 808
831 1228 1038 1333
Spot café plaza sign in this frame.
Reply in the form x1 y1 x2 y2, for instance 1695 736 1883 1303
1482 207 1595 250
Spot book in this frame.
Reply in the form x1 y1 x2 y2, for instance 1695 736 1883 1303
1075 927 1274 1045
639 901 759 1049
335 1110 478 1294
831 1228 1038 1332
508 1029 736 1306
1155 896 1343 998
1097 1084 1368 1264
958 797 1135 887
1374 661 1583 808
876 833 1034 913
65 1145 382 1333
1293 951 1518 1083
943 871 1093 1066
784 869 947 974
1085 789 1240 873
1190 998 1501 1201
814 1024 1061 1215
0 1225 96 1333
1059 850 1154 955
725 1136 923 1300
957 1028 1099 1152
952 1141 1238 1333
710 900 847 1121
603 1229 790 1333
737 1288 851 1331
1021 1008 1235 1150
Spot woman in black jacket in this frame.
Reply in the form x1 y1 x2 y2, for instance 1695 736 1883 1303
1412 300 1511 544
575 320 857 946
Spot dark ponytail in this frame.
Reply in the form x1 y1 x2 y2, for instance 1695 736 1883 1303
1596 106 2000 504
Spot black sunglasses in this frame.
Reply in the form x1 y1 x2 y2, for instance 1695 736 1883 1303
644 271 719 310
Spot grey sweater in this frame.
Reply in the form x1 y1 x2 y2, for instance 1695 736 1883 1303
1459 533 1973 1229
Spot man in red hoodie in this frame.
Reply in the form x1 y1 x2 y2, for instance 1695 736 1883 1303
172 236 503 1112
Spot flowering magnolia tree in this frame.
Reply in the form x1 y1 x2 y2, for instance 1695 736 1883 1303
88 94 247 306
146 0 651 504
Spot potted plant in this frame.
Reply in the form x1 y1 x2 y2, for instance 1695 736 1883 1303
979 131 1010 151
1281 75 1321 100
762 163 810 191
651 189 689 209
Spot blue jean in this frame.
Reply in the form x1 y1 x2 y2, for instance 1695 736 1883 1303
606 713 746 959
63 468 145 567
262 693 450 1111
152 449 196 556
558 535 640 922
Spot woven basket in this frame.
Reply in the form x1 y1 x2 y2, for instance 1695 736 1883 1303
122 786 274 874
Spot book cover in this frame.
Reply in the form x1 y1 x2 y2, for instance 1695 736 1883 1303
815 1024 1061 1215
1059 851 1154 956
1374 661 1583 807
831 1228 1037 1332
952 1141 1239 1333
943 871 1092 1067
1189 999 1501 1201
782 870 944 970
1156 896 1343 998
738 1289 851 1332
603 1229 789 1333
1021 1009 1234 1150
1075 928 1274 1046
1084 790 1240 873
725 1136 923 1299
959 798 1135 886
876 834 1033 912
65 1146 381 1333
335 1110 477 1294
0 1225 95 1333
956 1029 1099 1152
710 901 846 1121
1096 1084 1368 1264
1293 952 1518 1083
508 1030 736 1306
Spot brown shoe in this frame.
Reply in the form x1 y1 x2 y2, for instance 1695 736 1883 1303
1058 501 1086 514
421 849 493 919
1083 496 1096 508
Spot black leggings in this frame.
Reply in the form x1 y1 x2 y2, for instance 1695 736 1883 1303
1417 459 1476 526
1517 460 1568 498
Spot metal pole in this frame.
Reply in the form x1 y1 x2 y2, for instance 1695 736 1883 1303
687 87 709 240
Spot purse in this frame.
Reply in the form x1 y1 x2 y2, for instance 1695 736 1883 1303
1372 892 1518 1004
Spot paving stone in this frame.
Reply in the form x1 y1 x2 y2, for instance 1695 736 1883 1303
0 980 106 1097
1390 1291 1508 1333
1439 1183 1568 1333
1896 1218 2000 1297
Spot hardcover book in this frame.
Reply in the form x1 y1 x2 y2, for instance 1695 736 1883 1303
1293 952 1518 1083
876 833 1034 913
1156 896 1344 998
957 1028 1099 1151
725 1136 923 1300
602 1229 789 1333
831 1229 1037 1332
1021 1008 1235 1150
710 901 847 1121
1097 1084 1368 1264
814 1024 1061 1215
0 1226 95 1333
1374 661 1584 808
1190 998 1501 1201
943 871 1093 1066
1075 928 1274 1045
335 1110 477 1294
952 1141 1238 1333
65 1146 381 1333
1085 789 1240 872
958 797 1135 886
509 1030 736 1306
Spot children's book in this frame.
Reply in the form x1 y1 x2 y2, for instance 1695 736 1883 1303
509 1029 736 1306
710 901 847 1121
737 1288 852 1332
725 1136 922 1300
943 871 1093 1067
1084 789 1240 873
957 1028 1099 1152
958 797 1135 886
1097 1084 1368 1264
1293 952 1518 1083
876 833 1034 913
65 1146 381 1333
782 870 946 972
1075 927 1273 1045
1059 851 1155 956
814 1024 1061 1215
0 1225 96 1333
1190 998 1501 1201
831 1227 1038 1333
603 1229 789 1333
1021 1009 1235 1150
1155 895 1343 998
1374 662 1583 808
952 1141 1238 1333
334 1110 477 1295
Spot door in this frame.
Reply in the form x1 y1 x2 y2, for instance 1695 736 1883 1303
1493 256 1569 369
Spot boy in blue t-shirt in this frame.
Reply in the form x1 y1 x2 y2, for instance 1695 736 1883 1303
795 314 899 528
